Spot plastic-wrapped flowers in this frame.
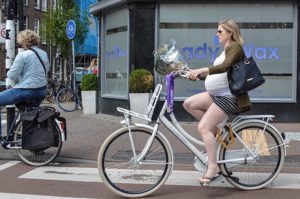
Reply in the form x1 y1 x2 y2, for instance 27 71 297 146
153 39 189 75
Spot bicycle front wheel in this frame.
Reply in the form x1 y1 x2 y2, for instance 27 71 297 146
98 126 173 198
219 122 285 190
13 121 63 166
56 88 79 112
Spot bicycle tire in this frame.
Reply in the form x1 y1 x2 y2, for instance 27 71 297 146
56 88 79 112
219 121 285 190
14 120 63 166
98 126 173 198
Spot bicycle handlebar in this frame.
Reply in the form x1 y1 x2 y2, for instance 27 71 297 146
171 69 204 80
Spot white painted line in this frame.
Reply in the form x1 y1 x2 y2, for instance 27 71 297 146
0 161 20 171
19 167 99 182
0 192 97 199
18 166 300 189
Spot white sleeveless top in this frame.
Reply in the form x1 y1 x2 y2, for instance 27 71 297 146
204 51 233 96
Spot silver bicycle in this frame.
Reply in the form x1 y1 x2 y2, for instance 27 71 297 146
97 71 286 198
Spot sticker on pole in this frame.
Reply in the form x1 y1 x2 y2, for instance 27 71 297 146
66 20 76 40
0 24 6 44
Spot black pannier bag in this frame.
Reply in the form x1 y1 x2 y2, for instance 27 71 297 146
21 107 58 151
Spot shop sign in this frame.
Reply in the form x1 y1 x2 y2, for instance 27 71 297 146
182 43 280 63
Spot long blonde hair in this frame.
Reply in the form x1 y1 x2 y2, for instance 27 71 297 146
218 20 244 46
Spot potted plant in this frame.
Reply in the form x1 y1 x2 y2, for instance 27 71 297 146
81 74 98 115
129 69 154 123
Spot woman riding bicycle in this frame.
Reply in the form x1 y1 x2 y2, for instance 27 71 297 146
0 29 50 107
183 19 251 184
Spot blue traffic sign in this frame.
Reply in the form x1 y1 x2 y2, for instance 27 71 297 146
66 20 76 40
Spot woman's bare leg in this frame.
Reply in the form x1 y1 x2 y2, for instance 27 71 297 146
183 92 213 120
197 103 227 181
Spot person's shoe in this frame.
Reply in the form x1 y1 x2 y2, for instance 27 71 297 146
198 171 222 185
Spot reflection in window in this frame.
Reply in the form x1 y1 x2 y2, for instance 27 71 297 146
41 0 47 11
23 16 28 29
34 0 40 10
34 18 40 34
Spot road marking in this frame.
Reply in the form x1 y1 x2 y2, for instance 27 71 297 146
0 192 97 199
19 166 300 189
0 161 20 171
285 132 300 142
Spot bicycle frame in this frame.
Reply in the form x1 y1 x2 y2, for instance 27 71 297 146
118 83 286 173
0 106 20 148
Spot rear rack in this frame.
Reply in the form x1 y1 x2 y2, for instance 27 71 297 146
232 115 275 126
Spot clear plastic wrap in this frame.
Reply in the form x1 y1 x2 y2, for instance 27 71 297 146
154 39 189 75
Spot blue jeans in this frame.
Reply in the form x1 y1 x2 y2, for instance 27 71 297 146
0 87 46 107
0 87 45 135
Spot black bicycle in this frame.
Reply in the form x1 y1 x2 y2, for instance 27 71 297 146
45 77 68 103
0 82 64 166
56 68 87 112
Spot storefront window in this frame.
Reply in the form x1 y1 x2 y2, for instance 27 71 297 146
159 3 297 102
102 8 129 98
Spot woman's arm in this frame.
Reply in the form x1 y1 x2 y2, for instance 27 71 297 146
208 42 244 75
7 54 25 81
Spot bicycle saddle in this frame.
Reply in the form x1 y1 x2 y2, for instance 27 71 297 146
15 100 39 111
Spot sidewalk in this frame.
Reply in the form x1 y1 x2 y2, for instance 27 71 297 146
1 108 300 167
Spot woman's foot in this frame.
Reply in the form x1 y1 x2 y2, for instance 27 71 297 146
198 167 221 184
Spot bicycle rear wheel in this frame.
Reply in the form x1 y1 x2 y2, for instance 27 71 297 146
98 126 173 198
56 88 79 112
219 122 285 190
13 121 63 166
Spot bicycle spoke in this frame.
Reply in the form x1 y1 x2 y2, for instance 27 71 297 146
219 122 285 190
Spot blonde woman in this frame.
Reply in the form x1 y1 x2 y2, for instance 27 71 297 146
87 58 98 75
183 20 251 184
0 29 50 107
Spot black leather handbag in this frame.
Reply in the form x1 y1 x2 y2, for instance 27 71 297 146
227 56 265 95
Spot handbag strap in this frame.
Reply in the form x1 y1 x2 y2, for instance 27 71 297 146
29 47 47 77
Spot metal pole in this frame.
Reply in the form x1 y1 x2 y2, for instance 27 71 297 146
72 40 75 89
5 0 16 135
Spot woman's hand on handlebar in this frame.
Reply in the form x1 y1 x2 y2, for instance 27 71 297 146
186 67 209 80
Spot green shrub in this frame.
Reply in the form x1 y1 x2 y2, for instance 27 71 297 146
81 74 98 91
129 69 154 93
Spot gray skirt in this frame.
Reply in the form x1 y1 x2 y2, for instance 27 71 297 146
211 95 239 115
